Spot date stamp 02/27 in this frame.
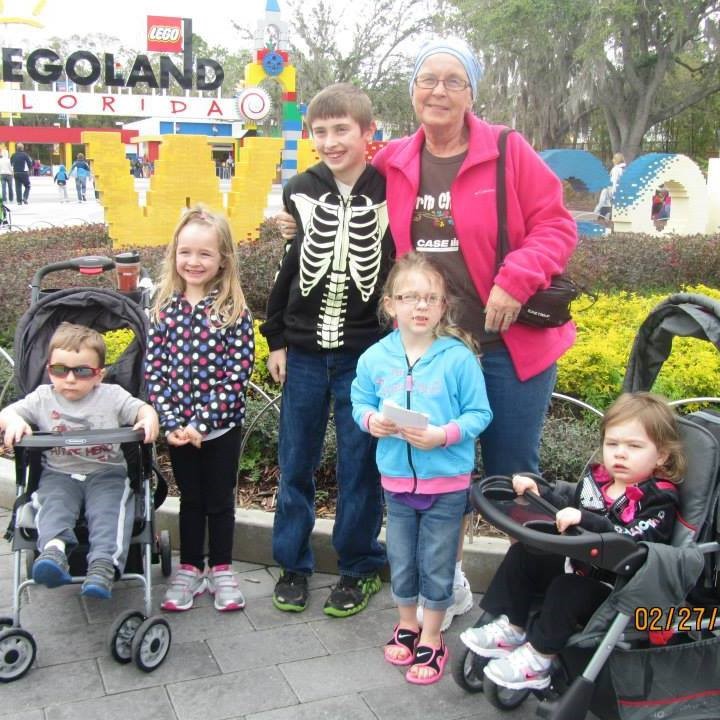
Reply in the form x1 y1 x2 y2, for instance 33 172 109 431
634 605 719 632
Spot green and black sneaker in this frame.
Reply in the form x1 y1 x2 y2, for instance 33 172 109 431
323 572 382 618
272 570 309 612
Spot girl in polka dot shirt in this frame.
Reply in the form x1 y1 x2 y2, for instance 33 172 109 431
145 206 255 613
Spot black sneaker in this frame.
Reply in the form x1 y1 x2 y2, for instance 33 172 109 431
272 570 309 612
323 573 382 618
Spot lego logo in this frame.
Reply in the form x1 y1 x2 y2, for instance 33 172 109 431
148 26 180 42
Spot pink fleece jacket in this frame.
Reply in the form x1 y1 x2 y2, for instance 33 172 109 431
373 113 578 381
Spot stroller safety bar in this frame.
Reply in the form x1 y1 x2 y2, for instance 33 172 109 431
15 427 145 449
471 476 647 576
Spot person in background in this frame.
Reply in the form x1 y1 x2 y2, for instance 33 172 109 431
0 149 14 203
70 153 92 202
10 143 33 205
54 164 70 203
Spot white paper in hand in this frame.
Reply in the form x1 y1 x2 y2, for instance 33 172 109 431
381 399 429 431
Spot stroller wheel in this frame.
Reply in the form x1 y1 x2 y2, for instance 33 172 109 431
452 646 488 692
483 674 532 710
159 530 172 577
108 610 145 664
132 616 171 672
0 628 36 682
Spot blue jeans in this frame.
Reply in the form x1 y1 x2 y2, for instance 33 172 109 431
273 347 386 577
478 348 557 476
385 490 467 611
75 176 87 201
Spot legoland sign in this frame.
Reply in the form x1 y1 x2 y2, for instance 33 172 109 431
0 16 242 120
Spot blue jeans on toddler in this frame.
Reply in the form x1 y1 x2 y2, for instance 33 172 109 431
272 347 386 577
385 489 468 611
479 348 557 477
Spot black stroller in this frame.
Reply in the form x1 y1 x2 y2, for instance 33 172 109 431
455 293 720 719
0 256 172 681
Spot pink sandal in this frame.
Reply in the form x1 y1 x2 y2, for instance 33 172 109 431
384 624 419 666
406 635 448 685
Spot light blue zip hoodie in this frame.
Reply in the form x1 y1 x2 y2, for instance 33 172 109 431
351 329 492 493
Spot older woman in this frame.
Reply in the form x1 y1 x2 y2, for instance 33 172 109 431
374 36 576 479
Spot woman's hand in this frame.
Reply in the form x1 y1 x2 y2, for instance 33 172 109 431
556 507 582 533
275 211 297 241
512 474 539 496
368 412 399 438
400 424 446 450
485 284 522 333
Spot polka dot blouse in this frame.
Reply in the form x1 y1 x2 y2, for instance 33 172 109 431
145 293 255 435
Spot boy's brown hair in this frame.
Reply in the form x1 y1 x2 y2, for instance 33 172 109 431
306 83 374 132
601 392 686 482
48 322 106 366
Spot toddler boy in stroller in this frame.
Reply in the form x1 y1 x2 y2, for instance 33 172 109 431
0 322 159 598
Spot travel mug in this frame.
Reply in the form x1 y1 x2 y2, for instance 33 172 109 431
115 251 140 292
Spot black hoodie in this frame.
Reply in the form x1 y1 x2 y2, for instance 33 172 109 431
260 162 395 353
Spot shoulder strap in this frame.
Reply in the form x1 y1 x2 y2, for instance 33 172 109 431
495 128 515 270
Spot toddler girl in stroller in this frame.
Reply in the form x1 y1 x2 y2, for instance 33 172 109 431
461 392 684 691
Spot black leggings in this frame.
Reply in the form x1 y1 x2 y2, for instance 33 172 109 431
480 542 612 654
168 427 242 570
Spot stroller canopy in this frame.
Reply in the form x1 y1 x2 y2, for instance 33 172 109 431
13 287 148 397
622 293 720 394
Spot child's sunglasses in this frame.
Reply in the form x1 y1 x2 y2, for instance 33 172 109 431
47 363 102 379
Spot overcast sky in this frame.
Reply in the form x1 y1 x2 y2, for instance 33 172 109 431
1 0 277 52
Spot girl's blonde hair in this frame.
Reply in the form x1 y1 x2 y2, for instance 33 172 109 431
601 392 686 482
151 205 246 328
380 252 478 354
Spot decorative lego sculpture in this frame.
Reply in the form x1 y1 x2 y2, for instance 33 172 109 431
612 153 709 236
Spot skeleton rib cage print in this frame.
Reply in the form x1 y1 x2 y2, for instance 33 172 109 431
292 191 389 349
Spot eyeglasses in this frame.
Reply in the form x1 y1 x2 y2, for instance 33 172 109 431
47 364 102 379
394 292 445 307
414 75 471 92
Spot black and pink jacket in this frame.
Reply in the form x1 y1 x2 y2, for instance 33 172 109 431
544 464 679 544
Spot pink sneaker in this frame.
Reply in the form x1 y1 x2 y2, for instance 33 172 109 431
161 564 206 611
207 565 245 612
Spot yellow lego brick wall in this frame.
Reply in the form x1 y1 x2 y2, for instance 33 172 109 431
297 139 320 173
83 133 285 247
227 137 283 242
82 131 144 248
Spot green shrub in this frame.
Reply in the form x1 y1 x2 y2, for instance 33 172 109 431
557 284 720 409
569 233 720 293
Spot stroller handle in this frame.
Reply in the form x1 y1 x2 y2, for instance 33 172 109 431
30 256 151 305
15 427 145 449
471 476 647 577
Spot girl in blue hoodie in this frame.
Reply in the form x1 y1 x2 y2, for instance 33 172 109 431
351 252 492 685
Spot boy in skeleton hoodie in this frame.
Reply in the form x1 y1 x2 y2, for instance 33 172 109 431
260 84 394 617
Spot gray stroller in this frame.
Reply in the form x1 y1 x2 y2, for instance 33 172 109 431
456 293 720 719
1 256 172 681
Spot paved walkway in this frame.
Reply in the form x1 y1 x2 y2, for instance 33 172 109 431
0 507 551 720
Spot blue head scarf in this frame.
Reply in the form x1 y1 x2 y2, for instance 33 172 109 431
409 37 483 99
